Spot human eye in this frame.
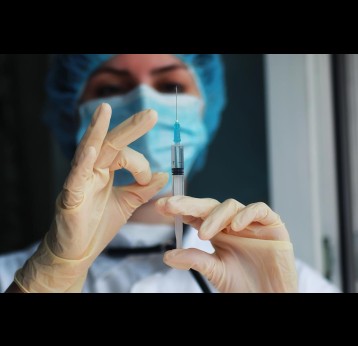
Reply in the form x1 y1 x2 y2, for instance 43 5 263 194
82 70 135 101
95 84 128 98
155 82 185 94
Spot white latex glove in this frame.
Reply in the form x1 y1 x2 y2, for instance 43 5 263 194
156 196 297 293
14 104 168 293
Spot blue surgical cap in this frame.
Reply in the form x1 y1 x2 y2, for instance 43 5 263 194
43 54 226 174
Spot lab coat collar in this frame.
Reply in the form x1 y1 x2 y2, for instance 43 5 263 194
106 222 174 249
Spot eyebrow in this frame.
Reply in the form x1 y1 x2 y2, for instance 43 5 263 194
151 64 188 75
92 63 188 78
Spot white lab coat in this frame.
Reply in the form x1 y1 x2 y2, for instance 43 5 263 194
0 223 340 293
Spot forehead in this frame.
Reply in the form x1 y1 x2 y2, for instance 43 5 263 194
102 54 185 72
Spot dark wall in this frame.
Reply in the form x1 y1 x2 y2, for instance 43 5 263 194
188 54 268 204
0 54 268 254
0 54 52 254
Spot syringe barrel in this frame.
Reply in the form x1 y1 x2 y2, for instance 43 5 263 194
171 144 184 174
172 174 184 196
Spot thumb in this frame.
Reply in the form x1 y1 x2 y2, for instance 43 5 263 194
163 248 218 281
113 172 169 218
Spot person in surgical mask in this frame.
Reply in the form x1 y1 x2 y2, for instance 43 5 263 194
2 54 339 293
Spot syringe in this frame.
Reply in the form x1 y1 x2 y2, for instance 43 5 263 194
172 86 184 249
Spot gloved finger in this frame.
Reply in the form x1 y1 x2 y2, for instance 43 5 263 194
230 202 289 241
72 103 111 167
163 248 218 282
155 196 220 218
113 172 169 220
155 196 220 231
62 146 97 209
198 199 245 240
232 202 282 229
95 109 158 169
154 199 202 230
109 146 151 186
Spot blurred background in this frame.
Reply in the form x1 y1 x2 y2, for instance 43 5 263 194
1 54 358 292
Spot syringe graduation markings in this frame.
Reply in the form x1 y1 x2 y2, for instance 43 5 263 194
172 86 184 249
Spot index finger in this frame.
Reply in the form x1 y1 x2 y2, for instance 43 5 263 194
155 196 220 230
231 202 289 241
73 103 111 166
95 109 158 169
231 202 283 230
156 196 220 219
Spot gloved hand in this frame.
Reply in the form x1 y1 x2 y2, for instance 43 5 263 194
14 104 168 293
156 196 297 293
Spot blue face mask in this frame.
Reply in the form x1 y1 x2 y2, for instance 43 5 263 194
77 84 208 195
